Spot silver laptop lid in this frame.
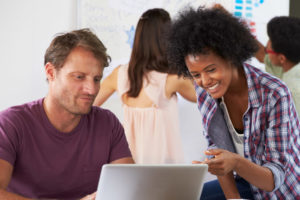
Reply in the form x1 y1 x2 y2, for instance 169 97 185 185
96 164 208 200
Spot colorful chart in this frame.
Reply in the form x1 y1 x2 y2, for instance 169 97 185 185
78 0 289 71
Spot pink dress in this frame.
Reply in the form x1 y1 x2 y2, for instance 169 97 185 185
117 64 184 164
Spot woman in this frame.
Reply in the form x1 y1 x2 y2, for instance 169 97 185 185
167 7 300 200
94 8 196 164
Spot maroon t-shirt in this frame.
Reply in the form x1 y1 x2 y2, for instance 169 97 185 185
0 98 131 199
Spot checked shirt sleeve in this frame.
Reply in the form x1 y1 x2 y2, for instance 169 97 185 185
263 94 294 191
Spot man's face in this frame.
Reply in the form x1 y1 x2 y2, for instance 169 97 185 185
49 46 103 115
266 40 281 66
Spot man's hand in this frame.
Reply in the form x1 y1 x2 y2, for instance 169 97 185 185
80 192 96 200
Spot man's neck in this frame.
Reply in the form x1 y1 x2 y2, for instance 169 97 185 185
282 60 296 72
43 96 81 133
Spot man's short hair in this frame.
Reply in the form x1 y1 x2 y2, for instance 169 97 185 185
44 28 111 69
267 16 300 63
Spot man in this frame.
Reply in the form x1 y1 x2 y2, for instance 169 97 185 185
255 16 300 115
0 29 134 200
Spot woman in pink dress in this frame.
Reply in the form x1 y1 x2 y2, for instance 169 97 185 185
94 8 196 164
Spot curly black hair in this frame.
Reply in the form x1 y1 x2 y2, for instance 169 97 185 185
167 7 258 77
267 16 300 64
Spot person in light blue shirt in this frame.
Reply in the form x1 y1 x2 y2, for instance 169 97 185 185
255 16 300 116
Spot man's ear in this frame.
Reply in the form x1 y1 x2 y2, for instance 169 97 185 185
278 54 287 65
45 62 56 81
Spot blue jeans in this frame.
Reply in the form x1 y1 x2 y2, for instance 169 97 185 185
200 177 254 200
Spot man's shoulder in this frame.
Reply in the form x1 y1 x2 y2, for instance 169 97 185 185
85 106 123 135
88 106 120 124
90 106 114 116
0 99 42 121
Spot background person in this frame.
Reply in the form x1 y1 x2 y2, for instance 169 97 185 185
94 8 196 164
255 16 300 116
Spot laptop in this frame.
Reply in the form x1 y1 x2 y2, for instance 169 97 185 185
95 164 208 200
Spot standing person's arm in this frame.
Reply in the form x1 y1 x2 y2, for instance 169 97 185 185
166 75 197 102
93 66 119 106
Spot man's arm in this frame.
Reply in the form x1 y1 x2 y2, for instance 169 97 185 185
0 158 133 200
110 157 134 164
0 159 31 200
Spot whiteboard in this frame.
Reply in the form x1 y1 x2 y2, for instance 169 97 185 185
77 0 289 73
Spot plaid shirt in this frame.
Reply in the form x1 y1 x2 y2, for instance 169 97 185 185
196 63 300 199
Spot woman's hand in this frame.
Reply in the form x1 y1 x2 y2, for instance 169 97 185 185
194 149 240 176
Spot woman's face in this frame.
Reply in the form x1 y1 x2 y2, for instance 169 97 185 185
185 52 236 99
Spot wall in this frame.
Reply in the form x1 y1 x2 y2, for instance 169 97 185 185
290 0 300 18
0 0 77 110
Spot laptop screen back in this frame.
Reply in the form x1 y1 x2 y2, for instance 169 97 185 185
96 164 208 200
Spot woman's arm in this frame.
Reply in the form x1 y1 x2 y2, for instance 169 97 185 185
217 173 241 199
204 149 275 192
93 66 119 106
234 154 275 191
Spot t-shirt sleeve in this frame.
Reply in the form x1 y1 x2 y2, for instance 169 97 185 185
0 110 19 165
107 112 132 162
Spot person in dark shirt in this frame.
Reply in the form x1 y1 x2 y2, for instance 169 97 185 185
0 28 134 200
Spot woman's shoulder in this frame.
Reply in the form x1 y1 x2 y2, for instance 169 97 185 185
245 63 288 91
245 63 291 104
